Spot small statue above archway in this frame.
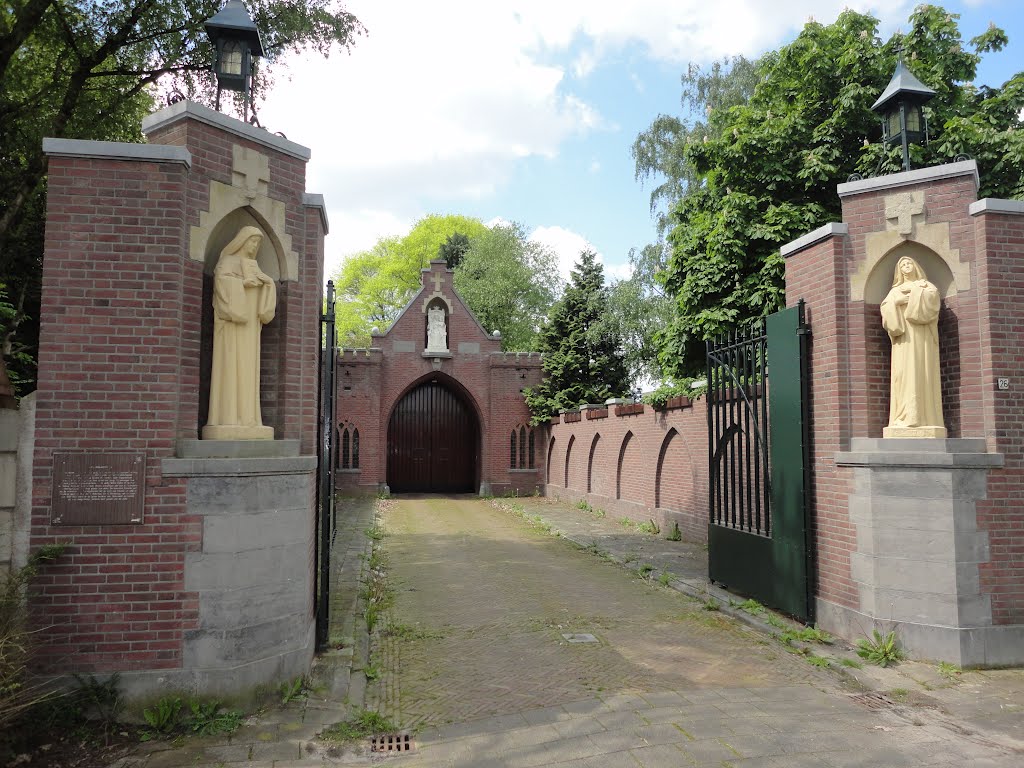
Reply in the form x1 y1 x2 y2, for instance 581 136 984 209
425 305 448 354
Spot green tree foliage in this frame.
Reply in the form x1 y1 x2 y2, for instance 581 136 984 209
524 251 630 423
439 232 471 269
604 244 673 387
632 55 761 238
331 214 488 347
453 223 560 352
332 216 557 351
397 214 488 272
0 1 363 393
650 6 1023 378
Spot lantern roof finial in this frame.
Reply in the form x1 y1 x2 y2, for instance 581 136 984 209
871 59 936 113
204 0 264 57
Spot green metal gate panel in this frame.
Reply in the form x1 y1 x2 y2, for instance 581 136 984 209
707 303 812 622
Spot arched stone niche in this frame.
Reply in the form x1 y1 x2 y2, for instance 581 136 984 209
424 296 450 353
201 207 286 280
197 210 287 437
862 241 956 305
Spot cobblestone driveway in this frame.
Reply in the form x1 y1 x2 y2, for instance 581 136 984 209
369 496 825 730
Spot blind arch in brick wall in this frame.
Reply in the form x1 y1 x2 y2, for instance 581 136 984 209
586 434 600 494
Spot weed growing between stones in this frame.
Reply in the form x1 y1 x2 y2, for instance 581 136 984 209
140 696 242 741
666 521 682 541
319 709 397 743
937 661 962 681
856 629 905 668
279 676 309 705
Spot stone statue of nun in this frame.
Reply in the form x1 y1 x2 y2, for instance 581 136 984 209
880 255 946 438
203 226 276 440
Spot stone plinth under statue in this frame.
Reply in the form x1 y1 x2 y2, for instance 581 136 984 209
834 438 1009 666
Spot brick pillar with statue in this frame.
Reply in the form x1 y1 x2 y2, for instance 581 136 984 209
782 160 1024 666
30 100 328 701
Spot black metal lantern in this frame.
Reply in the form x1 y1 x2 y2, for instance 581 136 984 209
871 58 936 172
204 1 265 120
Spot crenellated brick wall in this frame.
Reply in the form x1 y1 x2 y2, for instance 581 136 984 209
545 399 708 544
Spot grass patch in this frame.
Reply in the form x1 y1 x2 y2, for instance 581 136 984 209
780 627 834 645
319 710 398 743
665 521 682 541
937 661 962 681
382 623 442 641
806 655 832 668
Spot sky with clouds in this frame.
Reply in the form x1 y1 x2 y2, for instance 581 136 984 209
260 0 1024 285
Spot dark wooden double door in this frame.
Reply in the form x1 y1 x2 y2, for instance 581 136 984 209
387 381 477 493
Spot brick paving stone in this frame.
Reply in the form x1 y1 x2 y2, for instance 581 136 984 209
370 497 825 731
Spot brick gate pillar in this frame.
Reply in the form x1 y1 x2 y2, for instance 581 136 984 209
31 102 327 700
783 162 1022 666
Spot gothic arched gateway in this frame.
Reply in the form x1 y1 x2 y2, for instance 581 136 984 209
387 378 479 493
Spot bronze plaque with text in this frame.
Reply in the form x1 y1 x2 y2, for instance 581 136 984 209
51 452 145 525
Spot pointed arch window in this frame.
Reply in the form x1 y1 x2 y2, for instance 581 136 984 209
337 422 360 470
510 424 536 469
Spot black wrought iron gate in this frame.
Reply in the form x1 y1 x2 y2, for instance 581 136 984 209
706 302 813 622
315 280 337 651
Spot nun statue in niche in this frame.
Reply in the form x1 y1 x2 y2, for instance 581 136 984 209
880 255 946 438
202 226 277 440
426 306 448 354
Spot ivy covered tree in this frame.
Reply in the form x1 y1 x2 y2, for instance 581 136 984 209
648 6 1023 378
525 250 630 423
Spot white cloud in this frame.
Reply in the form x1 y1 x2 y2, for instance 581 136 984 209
262 0 922 281
529 225 596 281
324 208 411 280
529 225 629 284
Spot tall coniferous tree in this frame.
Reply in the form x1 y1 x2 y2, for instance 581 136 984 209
525 251 630 423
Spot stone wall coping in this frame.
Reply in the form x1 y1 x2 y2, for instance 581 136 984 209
175 439 300 459
162 455 317 477
835 437 1003 468
836 160 979 199
302 193 329 233
42 138 192 167
969 198 1024 217
142 100 312 161
780 222 848 258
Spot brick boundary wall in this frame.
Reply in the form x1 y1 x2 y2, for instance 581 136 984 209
544 400 708 544
32 147 199 672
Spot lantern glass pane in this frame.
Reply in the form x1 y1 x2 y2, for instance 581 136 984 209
221 41 243 76
887 110 901 139
906 105 922 133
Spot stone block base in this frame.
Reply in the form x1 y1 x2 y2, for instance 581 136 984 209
202 424 274 440
832 437 1006 666
816 598 1024 667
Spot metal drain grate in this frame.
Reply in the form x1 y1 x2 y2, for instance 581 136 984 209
849 692 895 711
370 732 415 754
